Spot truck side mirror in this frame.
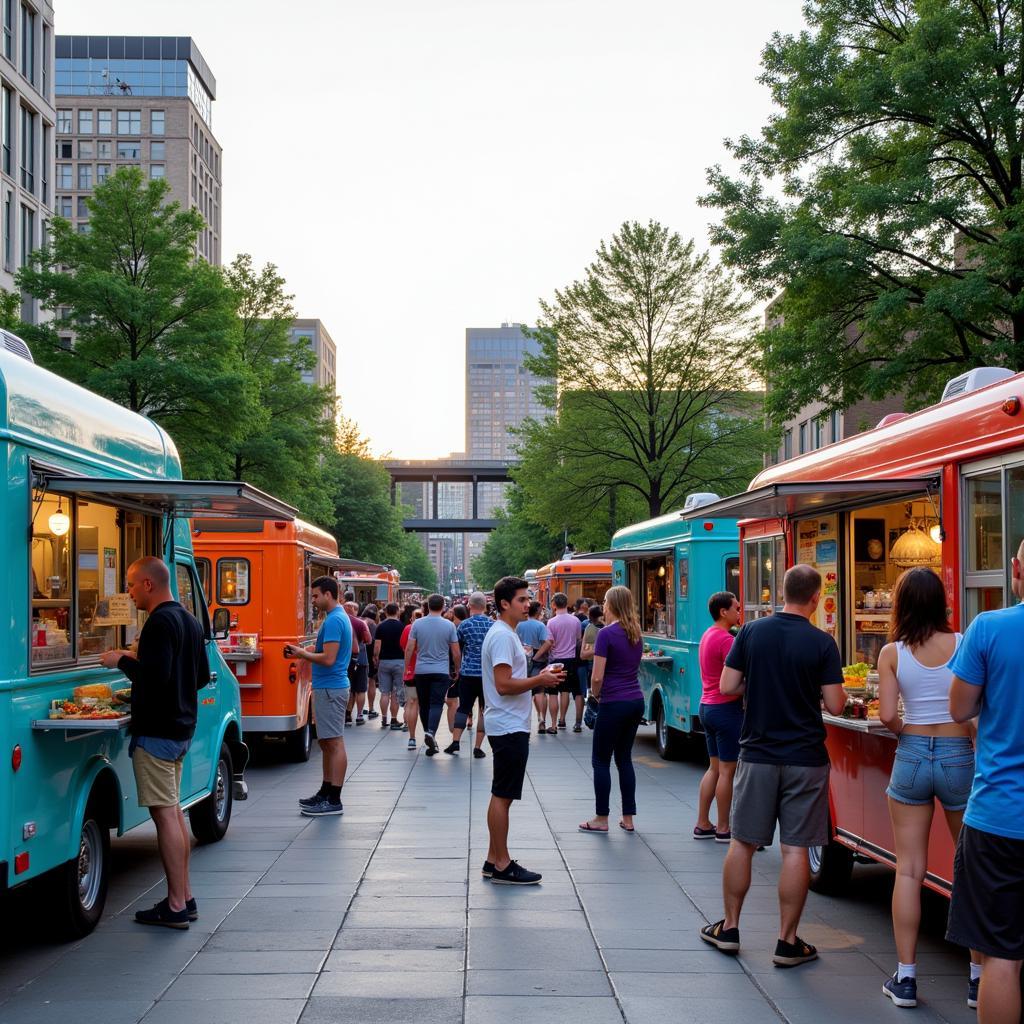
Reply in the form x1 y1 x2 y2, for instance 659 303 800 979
212 607 230 639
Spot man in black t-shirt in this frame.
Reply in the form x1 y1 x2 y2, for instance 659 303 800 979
699 564 845 969
373 603 406 729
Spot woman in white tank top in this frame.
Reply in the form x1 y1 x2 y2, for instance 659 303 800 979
876 568 979 1009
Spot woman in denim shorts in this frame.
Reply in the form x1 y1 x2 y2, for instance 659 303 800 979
877 567 979 1010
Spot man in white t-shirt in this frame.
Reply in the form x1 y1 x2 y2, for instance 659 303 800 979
481 575 565 885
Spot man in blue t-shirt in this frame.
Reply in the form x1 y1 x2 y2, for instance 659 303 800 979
284 576 352 817
447 592 494 756
517 601 553 733
947 538 1024 1021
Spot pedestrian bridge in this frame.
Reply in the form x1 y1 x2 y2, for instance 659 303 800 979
383 458 515 532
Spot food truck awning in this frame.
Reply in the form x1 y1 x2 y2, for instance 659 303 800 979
335 561 389 573
679 478 939 521
46 478 298 520
574 547 672 561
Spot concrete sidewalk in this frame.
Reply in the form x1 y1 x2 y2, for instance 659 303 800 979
0 716 976 1024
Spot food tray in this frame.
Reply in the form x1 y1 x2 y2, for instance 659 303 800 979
32 715 131 731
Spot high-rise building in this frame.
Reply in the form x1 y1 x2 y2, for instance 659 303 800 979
0 1 56 324
55 36 221 264
289 318 337 413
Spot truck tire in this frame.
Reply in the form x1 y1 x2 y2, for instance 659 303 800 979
285 708 313 763
50 795 110 940
190 742 233 844
653 694 687 761
808 819 854 894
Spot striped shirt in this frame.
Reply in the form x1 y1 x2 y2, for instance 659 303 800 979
457 614 493 676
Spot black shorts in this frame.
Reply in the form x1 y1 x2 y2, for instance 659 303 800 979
556 657 579 695
947 823 1024 959
529 661 549 696
348 661 368 694
446 679 459 699
489 731 530 801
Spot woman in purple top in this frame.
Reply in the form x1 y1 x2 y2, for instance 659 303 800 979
579 586 645 834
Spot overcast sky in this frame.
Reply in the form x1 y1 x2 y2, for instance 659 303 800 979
60 0 807 458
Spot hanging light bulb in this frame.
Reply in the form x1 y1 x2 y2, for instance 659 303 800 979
48 499 70 537
929 523 943 544
657 564 666 578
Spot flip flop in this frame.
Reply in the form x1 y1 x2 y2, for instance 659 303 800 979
578 822 609 833
619 822 635 833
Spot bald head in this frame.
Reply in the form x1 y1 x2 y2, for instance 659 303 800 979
783 563 821 609
468 591 487 612
1013 538 1024 601
126 556 172 612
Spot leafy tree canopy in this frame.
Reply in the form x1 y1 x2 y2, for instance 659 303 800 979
703 0 1024 418
518 220 768 538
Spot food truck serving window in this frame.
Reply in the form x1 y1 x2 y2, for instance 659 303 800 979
30 490 158 670
743 536 786 619
628 557 674 636
217 558 251 605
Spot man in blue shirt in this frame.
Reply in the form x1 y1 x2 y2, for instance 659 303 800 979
517 602 553 733
447 592 493 757
285 576 352 816
948 538 1024 1023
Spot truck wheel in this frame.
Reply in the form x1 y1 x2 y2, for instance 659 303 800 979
653 695 687 761
51 796 110 940
190 743 233 844
808 820 854 894
285 709 313 763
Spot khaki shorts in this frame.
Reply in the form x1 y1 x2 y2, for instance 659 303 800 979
133 745 184 808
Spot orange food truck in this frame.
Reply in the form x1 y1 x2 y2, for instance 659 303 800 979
535 558 613 608
337 568 400 609
683 366 1024 896
192 518 361 762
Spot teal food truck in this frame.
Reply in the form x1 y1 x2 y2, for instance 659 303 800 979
598 494 739 759
0 339 296 939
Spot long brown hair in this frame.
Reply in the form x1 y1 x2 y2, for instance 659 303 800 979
604 585 642 645
889 567 952 647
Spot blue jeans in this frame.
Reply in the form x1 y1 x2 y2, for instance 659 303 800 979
591 698 645 817
886 734 975 811
577 659 591 697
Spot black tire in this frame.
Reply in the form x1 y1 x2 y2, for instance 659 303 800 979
653 693 688 761
190 742 233 844
808 819 854 894
285 708 313 763
50 796 110 940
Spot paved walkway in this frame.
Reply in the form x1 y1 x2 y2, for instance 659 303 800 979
1 717 976 1024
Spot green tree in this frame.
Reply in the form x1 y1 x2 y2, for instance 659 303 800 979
17 168 247 470
518 220 768 544
394 533 438 593
703 0 1024 419
470 486 564 587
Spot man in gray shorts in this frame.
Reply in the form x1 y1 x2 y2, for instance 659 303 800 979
373 602 406 729
699 564 845 968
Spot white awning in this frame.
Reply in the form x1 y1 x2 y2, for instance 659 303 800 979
574 547 672 561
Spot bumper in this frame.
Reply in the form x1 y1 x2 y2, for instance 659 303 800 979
242 714 301 733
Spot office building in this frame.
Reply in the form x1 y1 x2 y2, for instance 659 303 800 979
55 36 221 264
0 1 56 324
289 318 337 408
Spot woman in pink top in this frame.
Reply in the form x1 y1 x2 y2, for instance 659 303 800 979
694 591 742 841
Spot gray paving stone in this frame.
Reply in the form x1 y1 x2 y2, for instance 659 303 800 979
313 970 463 997
299 997 463 1023
464 995 624 1024
161 974 318 1000
603 948 745 973
0 998 155 1024
183 951 327 974
468 927 603 970
332 927 465 950
466 969 612 996
619 995 786 1024
323 948 464 973
141 999 307 1024
203 930 339 952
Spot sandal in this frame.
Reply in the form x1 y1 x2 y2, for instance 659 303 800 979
578 822 609 833
546 726 559 734
572 724 582 733
700 919 740 953
619 822 635 833
557 720 567 729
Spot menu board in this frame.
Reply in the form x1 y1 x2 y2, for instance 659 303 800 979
797 516 839 639
94 592 136 626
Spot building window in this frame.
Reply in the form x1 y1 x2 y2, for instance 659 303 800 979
116 109 140 135
829 410 841 443
2 188 10 271
78 140 93 158
40 21 47 97
56 162 70 188
76 196 87 217
783 429 793 461
97 139 111 158
149 163 164 179
77 163 91 188
55 194 69 217
56 140 70 158
2 0 11 61
150 140 165 160
798 420 808 454
116 140 140 160
96 163 110 183
150 109 165 135
77 109 93 135
98 109 111 134
1 85 10 176
19 201 33 267
19 105 34 193
19 3 34 85
40 123 47 203
813 417 824 450
56 108 71 134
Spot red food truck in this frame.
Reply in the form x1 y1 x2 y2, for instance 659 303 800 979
683 366 1024 895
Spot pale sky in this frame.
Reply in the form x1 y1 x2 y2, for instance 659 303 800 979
60 0 807 458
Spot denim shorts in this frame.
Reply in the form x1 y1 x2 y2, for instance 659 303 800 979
886 735 975 811
699 700 743 763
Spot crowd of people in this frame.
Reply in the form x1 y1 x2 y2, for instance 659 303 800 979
114 543 1023 1024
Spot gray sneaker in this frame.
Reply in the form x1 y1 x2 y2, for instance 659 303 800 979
300 798 344 817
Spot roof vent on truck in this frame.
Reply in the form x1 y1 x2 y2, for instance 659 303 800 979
940 366 1013 403
1 328 33 362
682 492 720 513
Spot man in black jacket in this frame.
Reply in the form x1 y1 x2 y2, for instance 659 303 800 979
100 556 209 929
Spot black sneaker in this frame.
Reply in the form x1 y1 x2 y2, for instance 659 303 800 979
883 973 918 1008
700 920 740 953
299 789 326 808
773 936 818 967
573 724 582 733
490 860 542 885
300 798 344 817
390 721 403 731
367 711 379 719
381 718 389 729
444 741 460 755
473 747 486 759
355 715 365 726
424 732 438 753
186 897 198 922
967 975 979 1009
135 897 189 930
481 860 495 878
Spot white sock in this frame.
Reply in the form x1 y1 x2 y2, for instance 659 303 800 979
970 962 982 981
897 962 916 981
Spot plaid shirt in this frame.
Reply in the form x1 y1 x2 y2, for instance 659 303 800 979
457 614 493 677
